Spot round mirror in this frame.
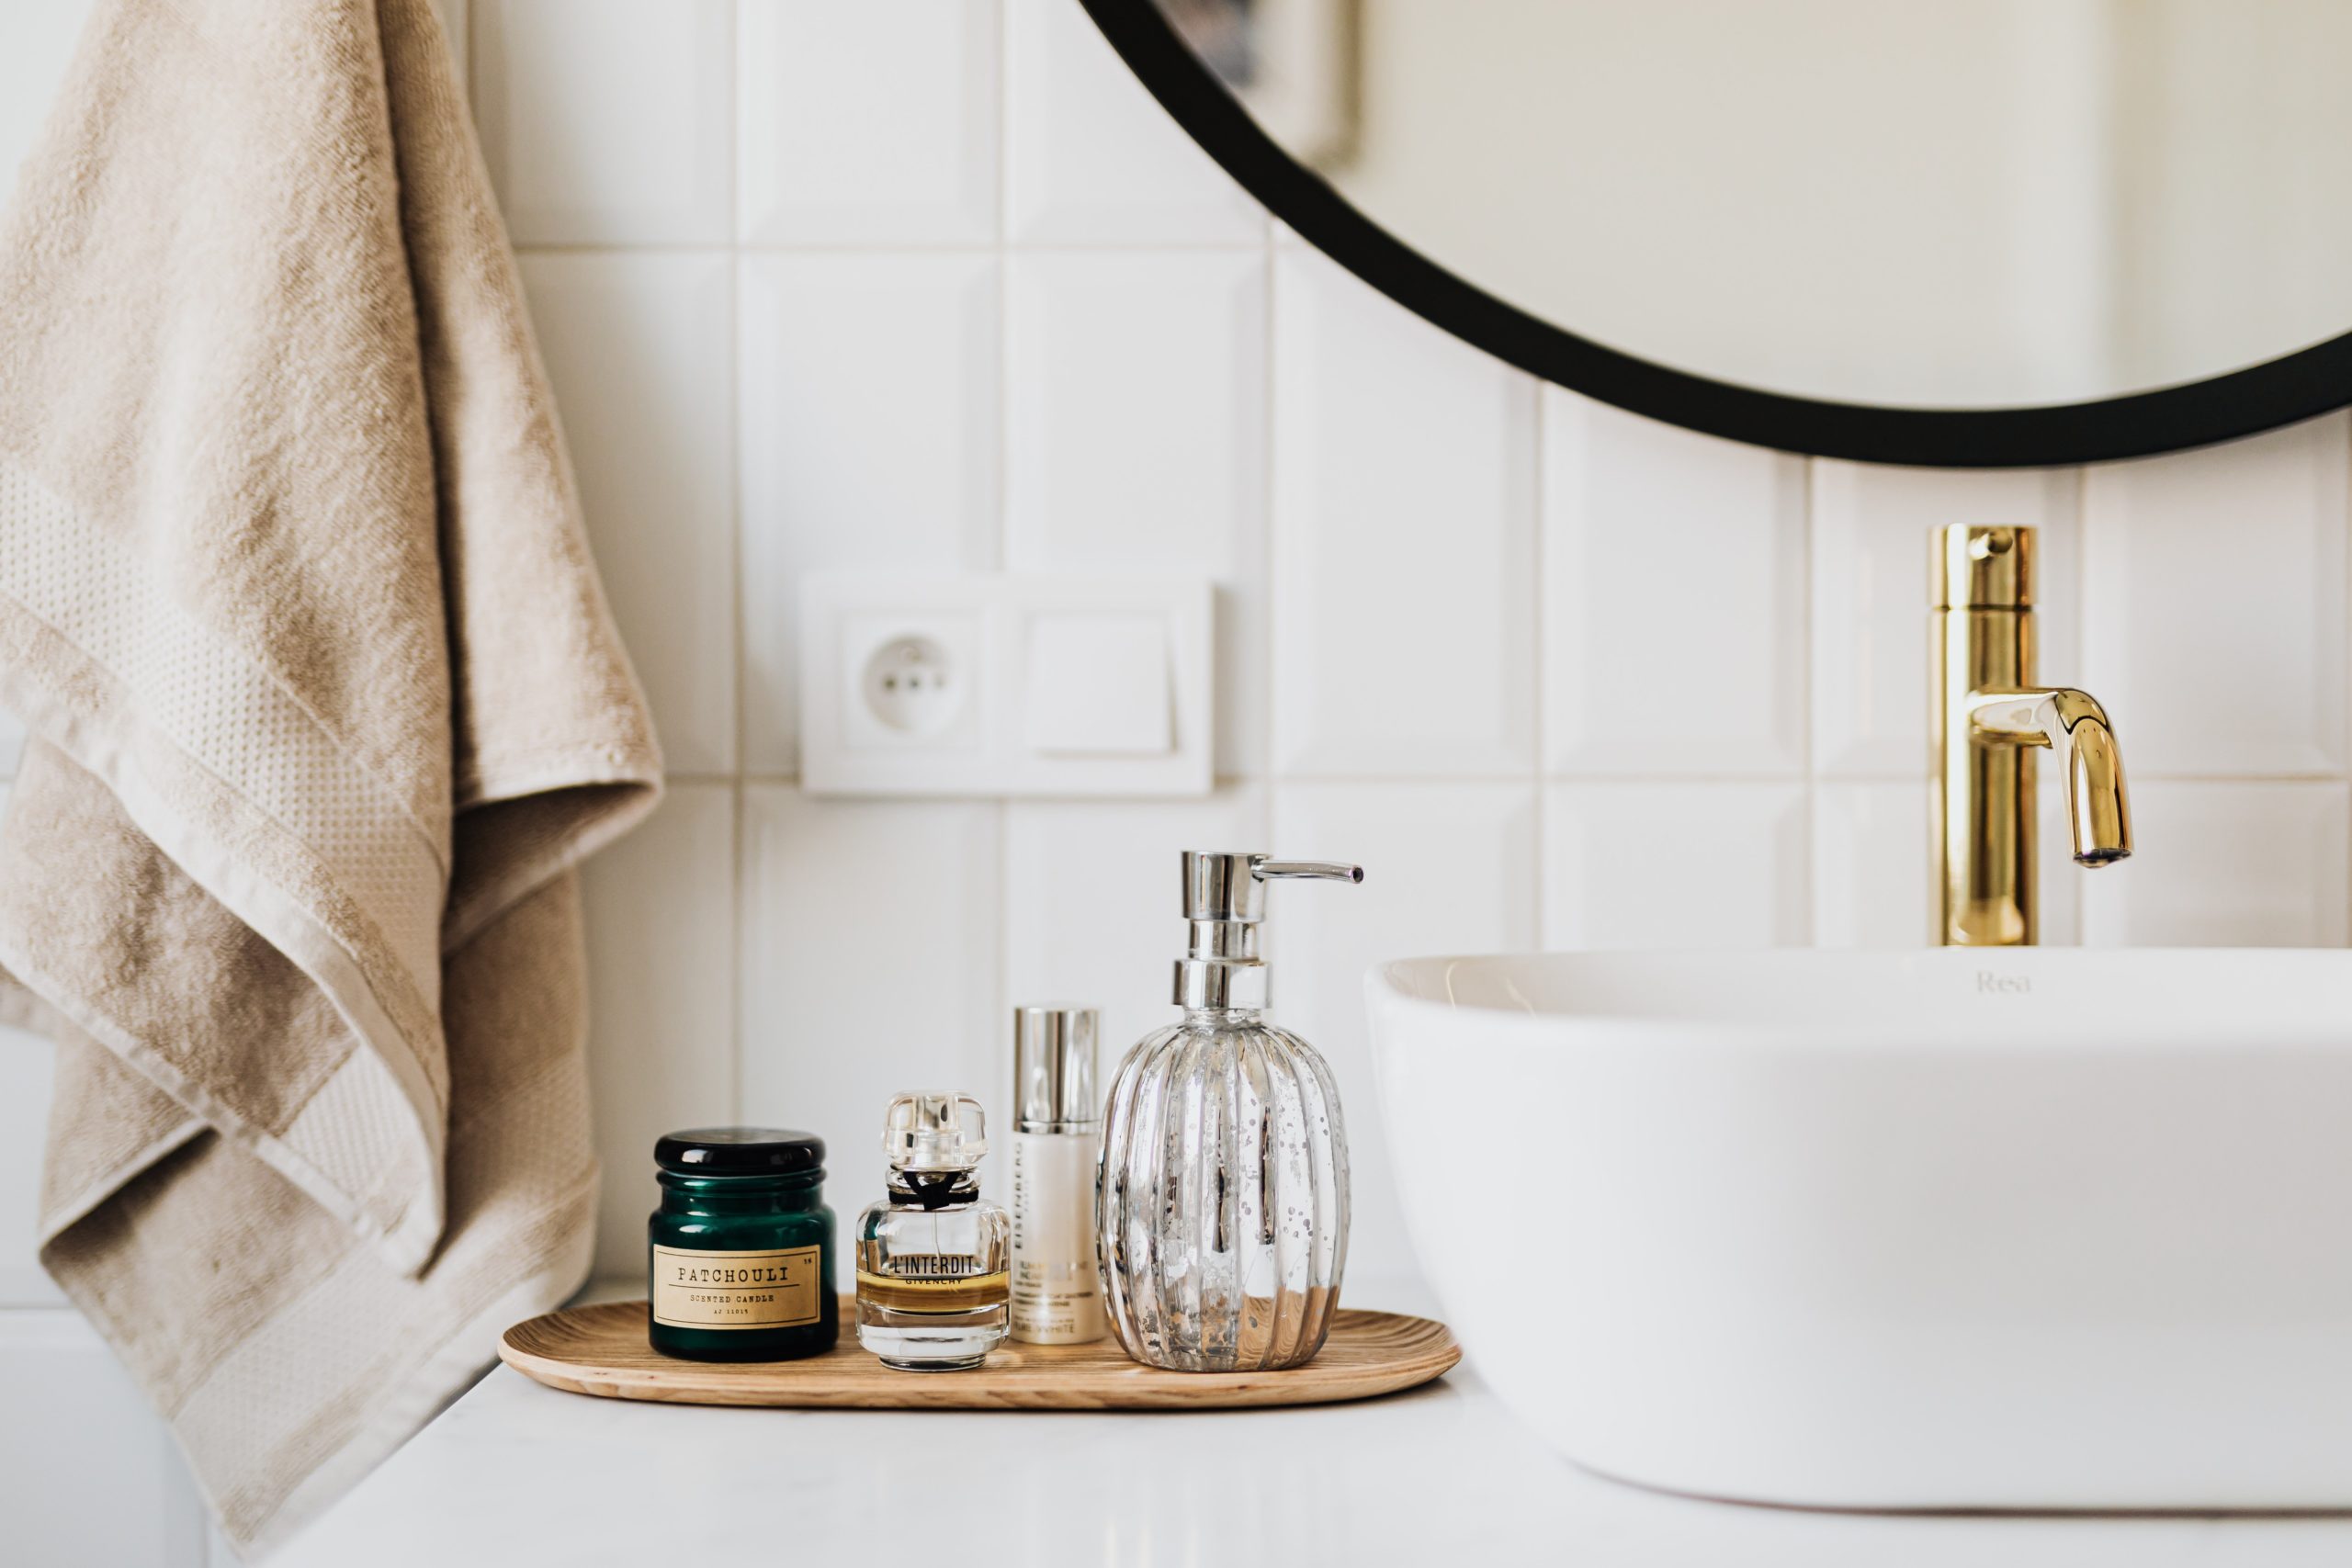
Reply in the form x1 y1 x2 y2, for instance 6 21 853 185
1089 0 2352 466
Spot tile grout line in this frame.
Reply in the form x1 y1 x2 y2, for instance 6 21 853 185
2070 457 2093 946
629 768 2352 788
1529 385 1548 950
724 0 745 1121
1259 197 1279 836
1797 450 1816 948
509 240 1266 256
991 0 1014 1066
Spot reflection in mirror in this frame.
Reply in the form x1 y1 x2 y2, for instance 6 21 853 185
1154 0 2352 410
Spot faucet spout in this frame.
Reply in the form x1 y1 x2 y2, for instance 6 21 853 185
1965 687 2133 868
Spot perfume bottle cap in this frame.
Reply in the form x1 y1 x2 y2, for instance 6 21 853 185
1012 1004 1099 1132
881 1091 989 1172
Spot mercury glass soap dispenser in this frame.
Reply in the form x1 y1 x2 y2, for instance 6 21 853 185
1098 851 1363 1372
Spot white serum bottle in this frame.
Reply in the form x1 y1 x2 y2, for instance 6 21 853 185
1008 1005 1108 1345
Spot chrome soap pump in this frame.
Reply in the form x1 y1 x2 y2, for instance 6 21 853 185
1097 851 1363 1372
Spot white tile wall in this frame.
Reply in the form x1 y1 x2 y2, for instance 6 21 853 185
477 0 735 246
0 1315 211 1563
1813 781 1934 949
1272 247 1538 778
2082 780 2352 947
1544 782 1811 950
9 4 2352 1561
520 251 740 774
0 1024 58 1306
1003 0 1262 245
1545 394 1808 776
739 252 1001 772
739 2 1000 247
739 790 1002 1193
1007 249 1268 772
582 784 740 1271
2081 417 2350 778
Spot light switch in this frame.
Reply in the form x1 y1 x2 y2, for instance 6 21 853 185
1023 615 1173 755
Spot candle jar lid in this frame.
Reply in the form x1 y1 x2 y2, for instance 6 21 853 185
654 1126 825 1177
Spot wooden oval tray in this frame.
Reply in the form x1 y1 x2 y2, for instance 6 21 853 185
501 1295 1459 1410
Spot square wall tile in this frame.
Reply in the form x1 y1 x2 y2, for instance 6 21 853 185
0 0 90 190
1544 783 1810 950
582 784 737 1277
477 0 733 245
2082 781 2349 948
1004 0 1263 245
1812 782 1933 949
1815 778 2081 949
521 254 738 774
740 254 998 773
1007 252 1266 773
739 0 998 245
1272 249 1538 778
1270 783 1539 1284
1544 392 1806 776
0 1317 209 1567
1003 787 1269 1069
739 791 1001 1194
1813 462 2079 777
0 1024 61 1306
2083 416 2348 777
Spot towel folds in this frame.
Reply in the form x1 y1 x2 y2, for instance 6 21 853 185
0 0 662 1552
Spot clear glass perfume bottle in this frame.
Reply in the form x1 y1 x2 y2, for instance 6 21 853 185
855 1092 1011 1371
1099 852 1363 1372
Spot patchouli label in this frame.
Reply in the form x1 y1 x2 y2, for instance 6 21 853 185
651 1244 822 1329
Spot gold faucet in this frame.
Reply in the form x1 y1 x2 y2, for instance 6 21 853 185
1934 523 2132 946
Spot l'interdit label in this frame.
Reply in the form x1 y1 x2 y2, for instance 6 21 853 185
651 1244 822 1329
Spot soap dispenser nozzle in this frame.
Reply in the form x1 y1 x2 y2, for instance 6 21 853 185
1174 851 1363 1010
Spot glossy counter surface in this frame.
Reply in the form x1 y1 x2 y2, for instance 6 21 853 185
276 1282 2352 1568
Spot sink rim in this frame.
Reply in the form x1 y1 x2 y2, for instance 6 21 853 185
1369 947 2352 1044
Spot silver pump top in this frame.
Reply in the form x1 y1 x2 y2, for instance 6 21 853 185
1173 851 1363 1010
1012 1004 1099 1132
880 1091 989 1172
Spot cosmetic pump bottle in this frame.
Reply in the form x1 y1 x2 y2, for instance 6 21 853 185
1009 1005 1105 1346
854 1093 1011 1371
1099 852 1363 1372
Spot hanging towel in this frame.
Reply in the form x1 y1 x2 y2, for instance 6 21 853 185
0 0 662 1553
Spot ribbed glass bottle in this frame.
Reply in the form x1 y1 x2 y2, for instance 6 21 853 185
1097 1006 1349 1371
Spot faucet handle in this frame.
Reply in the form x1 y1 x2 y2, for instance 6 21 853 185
1934 522 2034 610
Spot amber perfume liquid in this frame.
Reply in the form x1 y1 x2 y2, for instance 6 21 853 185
854 1180 1010 1371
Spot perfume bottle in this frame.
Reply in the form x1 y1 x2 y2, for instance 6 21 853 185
1099 852 1362 1371
855 1092 1012 1371
1009 1005 1105 1345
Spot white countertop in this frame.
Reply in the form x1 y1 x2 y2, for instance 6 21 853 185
277 1281 2352 1568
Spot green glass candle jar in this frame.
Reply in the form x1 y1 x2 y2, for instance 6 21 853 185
649 1127 839 1361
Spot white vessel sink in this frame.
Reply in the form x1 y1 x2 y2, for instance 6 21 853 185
1365 949 2352 1510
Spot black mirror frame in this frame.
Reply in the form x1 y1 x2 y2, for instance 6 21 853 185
1082 0 2352 468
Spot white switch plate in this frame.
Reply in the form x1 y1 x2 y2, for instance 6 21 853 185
799 572 1214 796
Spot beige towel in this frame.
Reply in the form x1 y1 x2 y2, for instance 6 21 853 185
0 0 662 1554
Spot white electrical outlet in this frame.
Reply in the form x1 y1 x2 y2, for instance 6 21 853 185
839 615 981 751
800 573 1212 797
